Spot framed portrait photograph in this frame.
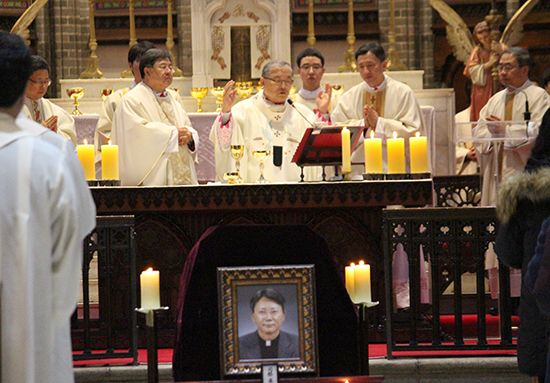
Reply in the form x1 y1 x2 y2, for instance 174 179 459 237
217 264 318 376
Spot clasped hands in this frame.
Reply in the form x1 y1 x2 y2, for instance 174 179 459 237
363 104 379 129
177 126 193 146
486 114 507 137
41 115 58 133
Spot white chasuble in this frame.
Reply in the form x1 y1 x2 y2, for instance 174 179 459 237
22 97 77 145
331 75 425 175
210 90 319 183
112 83 198 186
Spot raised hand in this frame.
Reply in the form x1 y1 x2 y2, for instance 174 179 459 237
222 80 238 113
316 82 333 114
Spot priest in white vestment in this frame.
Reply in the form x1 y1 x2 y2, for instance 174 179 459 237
331 43 425 176
210 60 327 183
0 32 96 383
95 41 156 149
473 47 550 206
112 49 199 186
21 55 77 145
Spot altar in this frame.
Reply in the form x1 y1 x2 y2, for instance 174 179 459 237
90 179 432 347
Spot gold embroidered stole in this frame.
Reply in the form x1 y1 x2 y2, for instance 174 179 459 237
156 95 193 185
31 100 42 123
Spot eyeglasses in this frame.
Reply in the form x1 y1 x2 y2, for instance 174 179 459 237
155 64 175 73
497 64 519 73
300 64 323 71
29 78 51 86
264 77 294 86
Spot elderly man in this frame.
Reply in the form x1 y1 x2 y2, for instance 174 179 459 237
331 43 425 175
239 288 299 360
22 55 77 145
95 40 156 149
210 59 323 183
112 48 199 186
294 48 335 118
473 47 550 206
0 31 96 383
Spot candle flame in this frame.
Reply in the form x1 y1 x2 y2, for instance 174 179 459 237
145 267 153 272
392 132 397 139
359 260 364 265
83 139 88 145
416 132 420 138
350 262 355 267
370 130 374 139
108 139 112 145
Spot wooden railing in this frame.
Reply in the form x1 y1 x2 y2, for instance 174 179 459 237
383 206 516 357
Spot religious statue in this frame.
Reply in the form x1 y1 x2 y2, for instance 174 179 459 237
429 0 540 121
10 0 49 45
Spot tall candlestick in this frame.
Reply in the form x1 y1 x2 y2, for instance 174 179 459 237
345 264 355 300
364 130 383 173
140 268 160 309
387 132 405 174
409 132 428 173
101 141 119 180
354 261 372 303
77 139 95 180
341 127 351 173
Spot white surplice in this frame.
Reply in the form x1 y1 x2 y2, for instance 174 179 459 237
331 75 425 174
473 81 550 206
22 97 77 145
95 87 129 149
209 90 319 183
112 82 199 186
0 112 96 383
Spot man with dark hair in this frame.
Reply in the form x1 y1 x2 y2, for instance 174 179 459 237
239 288 299 360
473 46 550 206
294 48 337 122
21 55 77 145
112 48 198 186
210 59 322 183
542 67 550 95
0 31 96 383
95 40 156 149
331 42 425 176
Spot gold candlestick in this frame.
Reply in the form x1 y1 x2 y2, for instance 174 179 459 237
338 0 357 73
307 0 316 47
80 0 103 79
166 0 183 77
121 0 137 78
386 0 407 71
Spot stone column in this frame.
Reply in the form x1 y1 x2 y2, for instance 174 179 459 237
378 0 435 88
35 0 91 97
176 0 192 76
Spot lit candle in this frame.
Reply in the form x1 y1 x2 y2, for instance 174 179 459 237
364 130 383 173
387 132 405 174
409 132 428 173
101 140 119 180
140 268 160 309
354 261 372 303
341 127 351 173
77 139 95 180
345 263 355 301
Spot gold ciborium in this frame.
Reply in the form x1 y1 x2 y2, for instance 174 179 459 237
100 89 113 100
230 145 245 183
191 87 208 112
210 86 224 112
67 87 85 115
223 172 240 184
236 83 253 100
252 150 270 184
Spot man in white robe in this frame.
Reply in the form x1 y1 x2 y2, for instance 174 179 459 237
210 60 326 183
0 32 96 383
331 43 425 176
112 48 199 186
21 55 77 145
473 47 550 206
95 41 156 149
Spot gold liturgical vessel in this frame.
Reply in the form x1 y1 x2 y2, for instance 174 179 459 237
67 87 85 115
190 88 208 113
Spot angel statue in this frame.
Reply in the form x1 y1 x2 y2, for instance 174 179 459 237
429 0 540 121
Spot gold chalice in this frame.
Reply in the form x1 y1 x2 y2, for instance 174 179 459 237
332 84 344 96
256 80 263 93
223 172 239 184
171 88 180 94
230 145 245 183
236 83 253 100
210 86 224 112
252 150 270 184
67 87 85 115
190 87 208 112
100 88 113 100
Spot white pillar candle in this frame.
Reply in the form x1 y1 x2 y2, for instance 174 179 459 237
341 127 351 173
140 268 160 309
353 261 372 303
345 264 355 301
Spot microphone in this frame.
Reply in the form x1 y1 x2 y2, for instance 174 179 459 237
287 99 315 128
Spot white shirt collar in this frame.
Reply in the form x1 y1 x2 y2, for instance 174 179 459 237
364 74 388 93
298 87 322 99
142 82 168 98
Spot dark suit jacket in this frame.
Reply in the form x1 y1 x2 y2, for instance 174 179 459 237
239 330 299 360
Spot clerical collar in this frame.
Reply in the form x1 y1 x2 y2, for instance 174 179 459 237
142 82 168 98
299 87 322 99
263 93 286 106
262 92 287 113
364 75 388 93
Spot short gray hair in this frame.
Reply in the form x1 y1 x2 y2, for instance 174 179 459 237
261 59 293 78
502 47 533 71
